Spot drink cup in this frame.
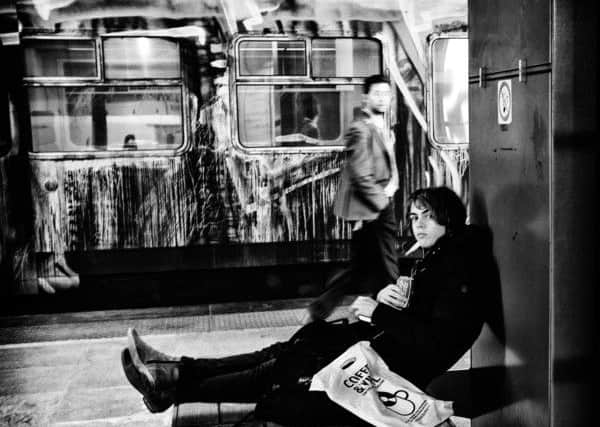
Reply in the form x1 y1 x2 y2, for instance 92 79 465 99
395 275 413 308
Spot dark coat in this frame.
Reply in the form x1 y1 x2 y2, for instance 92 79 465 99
370 225 492 387
333 110 396 221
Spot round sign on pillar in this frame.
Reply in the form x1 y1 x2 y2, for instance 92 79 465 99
497 79 512 125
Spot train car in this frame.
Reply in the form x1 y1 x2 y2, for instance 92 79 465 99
0 1 468 301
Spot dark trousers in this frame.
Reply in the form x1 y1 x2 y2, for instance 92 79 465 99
175 321 376 404
353 201 399 289
309 202 399 319
177 341 287 403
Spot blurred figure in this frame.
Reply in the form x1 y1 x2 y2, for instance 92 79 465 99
297 93 320 140
309 74 399 319
123 134 137 150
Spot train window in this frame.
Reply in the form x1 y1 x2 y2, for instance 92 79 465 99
23 39 97 78
27 86 182 152
428 35 468 146
311 39 381 77
238 40 306 76
236 84 362 148
103 38 181 79
233 36 380 150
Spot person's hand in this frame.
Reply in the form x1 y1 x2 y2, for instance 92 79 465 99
376 284 408 310
349 296 378 322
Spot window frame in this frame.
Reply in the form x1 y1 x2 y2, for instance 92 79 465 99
231 35 383 154
426 33 469 149
234 82 364 150
23 35 190 160
237 38 308 78
102 36 183 81
310 37 383 79
21 36 100 83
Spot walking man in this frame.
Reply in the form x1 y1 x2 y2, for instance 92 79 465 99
310 74 399 319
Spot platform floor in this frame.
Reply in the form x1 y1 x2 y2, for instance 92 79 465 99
0 298 470 426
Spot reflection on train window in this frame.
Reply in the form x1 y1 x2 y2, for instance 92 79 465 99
238 40 306 76
103 38 181 79
28 86 182 152
236 85 363 148
311 39 381 77
23 39 97 78
429 37 468 145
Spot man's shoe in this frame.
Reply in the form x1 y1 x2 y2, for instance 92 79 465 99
121 348 175 413
127 327 179 364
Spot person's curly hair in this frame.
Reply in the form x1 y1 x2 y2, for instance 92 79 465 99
407 187 467 234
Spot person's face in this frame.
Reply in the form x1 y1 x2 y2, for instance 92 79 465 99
364 82 392 114
409 202 446 248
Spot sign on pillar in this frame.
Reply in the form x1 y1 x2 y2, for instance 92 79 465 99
497 79 512 125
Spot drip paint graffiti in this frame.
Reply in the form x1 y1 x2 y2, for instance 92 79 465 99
29 95 351 254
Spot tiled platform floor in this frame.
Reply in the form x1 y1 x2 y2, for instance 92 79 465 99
1 326 299 426
0 300 470 426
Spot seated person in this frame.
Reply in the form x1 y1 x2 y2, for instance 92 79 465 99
121 187 494 423
123 134 137 150
298 95 320 140
299 113 319 140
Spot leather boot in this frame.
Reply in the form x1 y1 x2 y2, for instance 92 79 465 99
121 348 177 413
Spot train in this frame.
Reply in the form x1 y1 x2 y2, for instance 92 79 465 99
0 1 468 298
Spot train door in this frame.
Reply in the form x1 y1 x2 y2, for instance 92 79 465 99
21 36 195 293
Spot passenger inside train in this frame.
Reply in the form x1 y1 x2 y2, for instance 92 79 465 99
297 93 320 140
123 133 137 150
121 186 495 425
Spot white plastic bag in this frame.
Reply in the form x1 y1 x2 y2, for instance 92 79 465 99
310 341 453 427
